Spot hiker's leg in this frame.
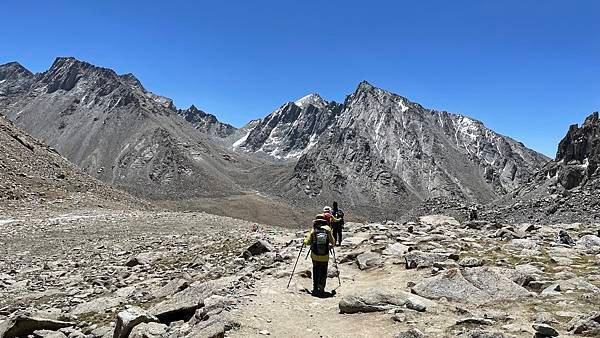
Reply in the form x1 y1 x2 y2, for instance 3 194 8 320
311 260 318 292
318 261 328 292
337 226 343 245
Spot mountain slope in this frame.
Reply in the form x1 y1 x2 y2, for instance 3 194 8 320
0 113 142 211
237 81 549 218
178 104 237 139
487 112 600 223
0 58 252 199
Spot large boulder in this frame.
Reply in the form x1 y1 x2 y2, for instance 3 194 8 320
129 322 168 338
382 243 410 257
411 267 530 304
419 215 460 227
149 278 232 323
394 328 425 338
71 296 124 316
187 321 225 338
339 289 434 314
244 240 273 256
356 252 383 270
568 311 600 335
576 235 600 254
113 306 158 338
405 251 454 269
0 314 75 338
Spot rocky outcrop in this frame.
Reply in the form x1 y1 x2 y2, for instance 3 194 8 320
178 105 236 138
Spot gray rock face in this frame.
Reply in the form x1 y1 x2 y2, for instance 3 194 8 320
568 311 600 335
0 58 253 200
0 314 75 338
356 252 383 270
405 251 453 269
178 105 236 139
338 289 434 314
235 81 548 219
532 323 558 337
129 322 168 338
411 267 530 304
576 235 600 254
394 328 425 338
113 306 158 338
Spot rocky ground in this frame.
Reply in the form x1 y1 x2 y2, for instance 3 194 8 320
2 209 599 338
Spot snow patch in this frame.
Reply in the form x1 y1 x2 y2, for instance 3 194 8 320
232 130 251 149
294 93 326 109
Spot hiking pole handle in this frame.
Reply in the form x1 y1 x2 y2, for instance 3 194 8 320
287 242 304 289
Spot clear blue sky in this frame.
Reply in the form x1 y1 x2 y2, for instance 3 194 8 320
1 1 599 157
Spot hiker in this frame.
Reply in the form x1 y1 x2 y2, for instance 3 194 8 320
304 214 335 297
331 201 345 246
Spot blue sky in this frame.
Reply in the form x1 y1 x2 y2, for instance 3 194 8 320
1 0 599 157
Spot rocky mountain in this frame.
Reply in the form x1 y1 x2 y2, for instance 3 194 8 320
486 112 600 224
178 105 236 139
238 81 549 218
239 93 343 160
0 113 141 211
0 57 255 200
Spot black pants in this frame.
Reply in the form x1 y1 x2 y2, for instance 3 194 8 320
312 260 328 293
332 225 343 245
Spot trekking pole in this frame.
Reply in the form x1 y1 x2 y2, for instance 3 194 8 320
287 243 305 288
331 247 342 287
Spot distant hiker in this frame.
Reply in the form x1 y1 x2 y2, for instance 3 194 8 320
304 214 335 297
331 201 345 246
468 207 478 221
556 229 575 246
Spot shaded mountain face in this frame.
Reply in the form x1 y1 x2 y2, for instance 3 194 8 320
237 81 549 217
0 58 252 199
0 114 141 210
484 112 600 224
178 105 236 138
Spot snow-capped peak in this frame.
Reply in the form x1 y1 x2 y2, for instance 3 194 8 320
294 93 326 109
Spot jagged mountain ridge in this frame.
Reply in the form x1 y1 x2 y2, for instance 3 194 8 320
178 104 237 139
487 112 600 223
238 81 549 216
0 57 257 199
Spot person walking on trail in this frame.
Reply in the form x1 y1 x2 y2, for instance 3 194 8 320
331 201 344 246
304 214 335 297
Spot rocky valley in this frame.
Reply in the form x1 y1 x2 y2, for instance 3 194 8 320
1 57 599 338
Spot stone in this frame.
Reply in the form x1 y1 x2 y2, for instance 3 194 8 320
556 230 575 245
463 330 509 338
394 328 425 338
411 267 530 304
576 235 600 254
188 321 225 338
125 252 163 267
129 322 168 338
149 279 230 323
405 299 427 312
419 215 460 227
259 330 271 335
32 330 68 338
532 323 558 337
382 243 410 256
71 296 125 316
245 240 274 256
356 252 383 270
0 315 75 338
339 289 434 314
456 317 495 326
405 251 453 269
568 311 600 335
152 278 189 299
113 306 159 338
459 257 484 267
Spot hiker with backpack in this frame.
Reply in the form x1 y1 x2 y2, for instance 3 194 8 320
331 201 344 246
304 214 335 297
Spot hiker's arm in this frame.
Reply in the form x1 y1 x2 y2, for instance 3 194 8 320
303 230 313 245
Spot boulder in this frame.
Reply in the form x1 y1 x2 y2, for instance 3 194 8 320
576 235 600 254
459 257 484 268
419 215 460 227
411 267 530 304
556 230 575 246
382 243 410 256
129 322 168 338
113 306 159 338
532 323 559 337
187 321 225 338
32 330 68 338
339 289 434 314
152 278 190 299
394 328 425 338
463 330 511 338
245 240 273 256
356 252 383 270
149 279 231 323
71 296 124 316
125 252 163 267
405 251 454 269
568 311 600 335
0 315 75 338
